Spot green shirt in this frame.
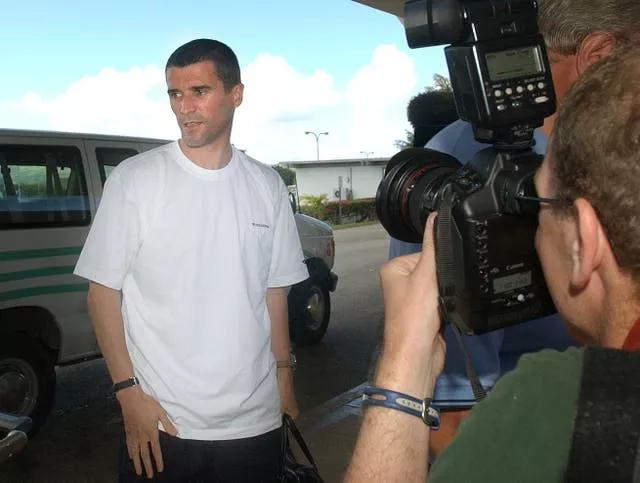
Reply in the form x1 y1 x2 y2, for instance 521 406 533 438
430 347 584 482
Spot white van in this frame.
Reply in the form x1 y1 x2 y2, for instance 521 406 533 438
0 129 337 435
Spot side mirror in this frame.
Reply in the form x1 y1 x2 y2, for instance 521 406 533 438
289 192 298 214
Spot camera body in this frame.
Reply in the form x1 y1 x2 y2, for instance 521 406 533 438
433 149 555 334
376 0 558 334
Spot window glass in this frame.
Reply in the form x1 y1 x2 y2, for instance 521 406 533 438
0 145 90 228
95 147 137 184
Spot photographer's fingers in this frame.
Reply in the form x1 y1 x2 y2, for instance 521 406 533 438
417 212 438 276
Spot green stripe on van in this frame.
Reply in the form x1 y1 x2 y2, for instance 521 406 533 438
0 247 83 262
0 283 89 302
0 265 75 282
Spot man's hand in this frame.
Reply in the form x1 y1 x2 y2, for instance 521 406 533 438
117 387 178 479
278 367 300 420
346 214 447 482
377 213 446 398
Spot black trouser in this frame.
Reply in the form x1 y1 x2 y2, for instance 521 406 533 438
118 427 283 482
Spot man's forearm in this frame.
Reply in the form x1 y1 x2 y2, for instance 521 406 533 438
347 406 430 483
349 213 444 481
346 355 435 483
267 287 291 361
87 282 135 384
267 286 297 416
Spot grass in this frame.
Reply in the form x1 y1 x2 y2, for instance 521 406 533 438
331 220 380 230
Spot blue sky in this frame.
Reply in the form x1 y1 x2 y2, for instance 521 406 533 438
0 0 449 162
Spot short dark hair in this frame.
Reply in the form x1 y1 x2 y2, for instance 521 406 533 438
550 43 640 282
165 39 241 92
407 90 458 147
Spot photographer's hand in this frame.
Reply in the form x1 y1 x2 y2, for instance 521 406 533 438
376 212 446 398
346 213 446 483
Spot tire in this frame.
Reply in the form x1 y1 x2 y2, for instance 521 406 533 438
0 336 56 437
289 279 331 346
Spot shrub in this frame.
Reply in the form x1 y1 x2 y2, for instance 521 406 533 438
300 194 329 220
325 197 376 223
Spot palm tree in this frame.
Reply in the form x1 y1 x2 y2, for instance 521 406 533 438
394 74 457 150
426 73 452 93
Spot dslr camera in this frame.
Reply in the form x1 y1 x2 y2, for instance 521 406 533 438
377 0 558 335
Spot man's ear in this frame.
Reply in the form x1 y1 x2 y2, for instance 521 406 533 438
232 83 244 108
576 32 617 75
570 198 606 289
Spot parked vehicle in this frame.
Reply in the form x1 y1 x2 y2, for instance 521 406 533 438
289 194 338 346
0 129 337 436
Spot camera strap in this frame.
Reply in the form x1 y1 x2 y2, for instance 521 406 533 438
436 186 488 403
451 324 488 403
565 348 640 482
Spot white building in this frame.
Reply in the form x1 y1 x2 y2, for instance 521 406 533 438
281 157 389 203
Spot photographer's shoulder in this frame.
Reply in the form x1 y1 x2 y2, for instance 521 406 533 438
429 348 584 483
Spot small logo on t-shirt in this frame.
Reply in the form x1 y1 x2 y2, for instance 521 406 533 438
252 222 270 229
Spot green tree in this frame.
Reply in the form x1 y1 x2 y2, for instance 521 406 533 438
426 73 453 93
273 165 297 186
393 129 415 151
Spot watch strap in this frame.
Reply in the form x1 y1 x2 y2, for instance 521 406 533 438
362 386 440 429
112 376 140 393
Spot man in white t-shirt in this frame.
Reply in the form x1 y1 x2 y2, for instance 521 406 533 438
74 38 309 482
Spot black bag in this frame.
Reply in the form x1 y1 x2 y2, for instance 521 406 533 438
281 413 324 483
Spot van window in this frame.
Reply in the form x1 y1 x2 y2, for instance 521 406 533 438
0 145 90 228
95 147 137 184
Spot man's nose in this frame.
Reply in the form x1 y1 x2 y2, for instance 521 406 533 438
180 94 196 114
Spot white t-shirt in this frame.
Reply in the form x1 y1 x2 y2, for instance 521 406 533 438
74 142 309 440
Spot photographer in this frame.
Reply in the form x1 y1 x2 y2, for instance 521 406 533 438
389 0 640 456
347 42 640 482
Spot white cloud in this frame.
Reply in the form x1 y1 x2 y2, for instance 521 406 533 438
2 65 177 140
0 45 420 163
240 53 341 124
342 44 417 159
345 44 416 109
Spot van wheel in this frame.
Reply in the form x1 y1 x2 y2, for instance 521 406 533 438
0 336 56 437
289 280 331 346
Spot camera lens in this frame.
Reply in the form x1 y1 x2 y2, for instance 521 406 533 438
376 148 461 243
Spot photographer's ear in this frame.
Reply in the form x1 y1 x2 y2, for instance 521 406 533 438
570 199 607 290
576 32 617 76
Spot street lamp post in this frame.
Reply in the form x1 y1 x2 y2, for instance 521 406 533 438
305 131 329 160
